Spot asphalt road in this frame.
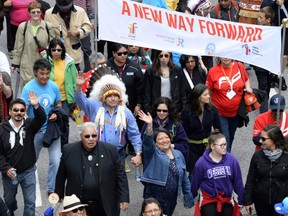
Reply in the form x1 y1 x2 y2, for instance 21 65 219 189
0 1 287 215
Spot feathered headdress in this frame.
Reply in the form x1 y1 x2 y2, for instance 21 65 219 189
89 70 128 143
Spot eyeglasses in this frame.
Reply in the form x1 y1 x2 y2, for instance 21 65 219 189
260 137 271 142
71 206 84 213
116 51 128 56
159 54 169 58
213 143 227 148
30 10 41 15
83 134 97 139
156 109 168 113
51 48 62 52
144 208 161 214
12 108 25 113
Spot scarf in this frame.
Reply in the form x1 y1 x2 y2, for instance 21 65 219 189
155 116 169 128
263 148 283 161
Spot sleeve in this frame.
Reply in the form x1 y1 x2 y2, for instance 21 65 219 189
191 159 204 198
252 117 263 146
0 129 12 174
244 153 257 205
31 105 47 133
55 149 67 199
206 67 214 89
126 110 142 153
173 124 189 162
142 132 155 163
11 22 26 67
0 52 11 74
78 10 92 39
212 106 222 132
143 67 152 113
74 90 98 121
160 0 168 9
232 158 244 205
180 154 195 207
114 146 130 203
238 62 249 82
135 68 145 106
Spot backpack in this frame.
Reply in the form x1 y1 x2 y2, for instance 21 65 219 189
213 0 239 19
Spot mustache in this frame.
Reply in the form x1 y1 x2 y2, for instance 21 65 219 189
15 114 23 118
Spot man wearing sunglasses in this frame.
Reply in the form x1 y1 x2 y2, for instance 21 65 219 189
44 0 91 70
253 94 288 151
0 94 46 216
55 122 129 216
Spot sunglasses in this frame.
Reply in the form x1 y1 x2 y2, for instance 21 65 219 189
31 10 41 15
13 108 25 113
71 206 84 213
260 137 271 142
83 134 97 139
51 48 62 52
116 51 128 56
159 54 169 58
156 109 168 113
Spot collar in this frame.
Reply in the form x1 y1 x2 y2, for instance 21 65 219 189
52 4 77 14
9 118 24 133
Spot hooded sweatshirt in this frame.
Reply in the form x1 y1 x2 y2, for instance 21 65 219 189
191 148 244 205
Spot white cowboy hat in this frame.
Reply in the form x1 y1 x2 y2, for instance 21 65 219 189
59 194 88 214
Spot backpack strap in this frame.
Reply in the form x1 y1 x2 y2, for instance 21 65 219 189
23 21 50 44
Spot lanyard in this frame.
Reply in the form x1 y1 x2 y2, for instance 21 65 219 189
221 64 233 89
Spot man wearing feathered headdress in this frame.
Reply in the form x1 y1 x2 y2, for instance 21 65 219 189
74 66 142 166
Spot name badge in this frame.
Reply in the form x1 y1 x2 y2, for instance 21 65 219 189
127 72 134 76
226 89 236 100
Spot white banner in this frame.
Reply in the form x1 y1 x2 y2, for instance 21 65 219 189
98 0 282 74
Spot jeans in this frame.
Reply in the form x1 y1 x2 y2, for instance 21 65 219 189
2 165 36 216
219 115 239 152
34 131 61 193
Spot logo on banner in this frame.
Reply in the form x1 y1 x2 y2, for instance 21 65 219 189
206 43 215 55
128 22 137 38
177 38 184 47
242 44 251 55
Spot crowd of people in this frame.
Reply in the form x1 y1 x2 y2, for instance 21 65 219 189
0 0 288 215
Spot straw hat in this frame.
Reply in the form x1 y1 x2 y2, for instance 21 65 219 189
59 194 87 214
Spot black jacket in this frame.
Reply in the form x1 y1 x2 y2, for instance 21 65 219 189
55 141 129 216
244 150 288 205
0 105 46 173
107 58 144 112
144 65 184 113
43 106 69 147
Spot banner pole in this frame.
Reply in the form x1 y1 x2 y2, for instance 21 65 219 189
277 18 288 125
94 0 98 53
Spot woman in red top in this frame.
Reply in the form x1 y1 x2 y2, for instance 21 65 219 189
206 58 252 151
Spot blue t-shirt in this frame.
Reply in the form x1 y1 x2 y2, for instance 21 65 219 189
21 79 62 130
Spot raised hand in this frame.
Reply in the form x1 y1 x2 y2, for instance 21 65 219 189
138 110 153 125
76 72 86 87
28 90 39 106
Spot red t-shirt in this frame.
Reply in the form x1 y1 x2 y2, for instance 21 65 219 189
206 62 248 117
253 110 288 150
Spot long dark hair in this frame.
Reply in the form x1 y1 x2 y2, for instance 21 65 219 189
151 97 179 123
179 54 199 69
139 197 163 216
186 84 212 115
127 45 148 65
263 125 288 152
47 38 66 60
151 50 175 73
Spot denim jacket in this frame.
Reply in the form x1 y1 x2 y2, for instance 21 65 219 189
141 132 194 207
